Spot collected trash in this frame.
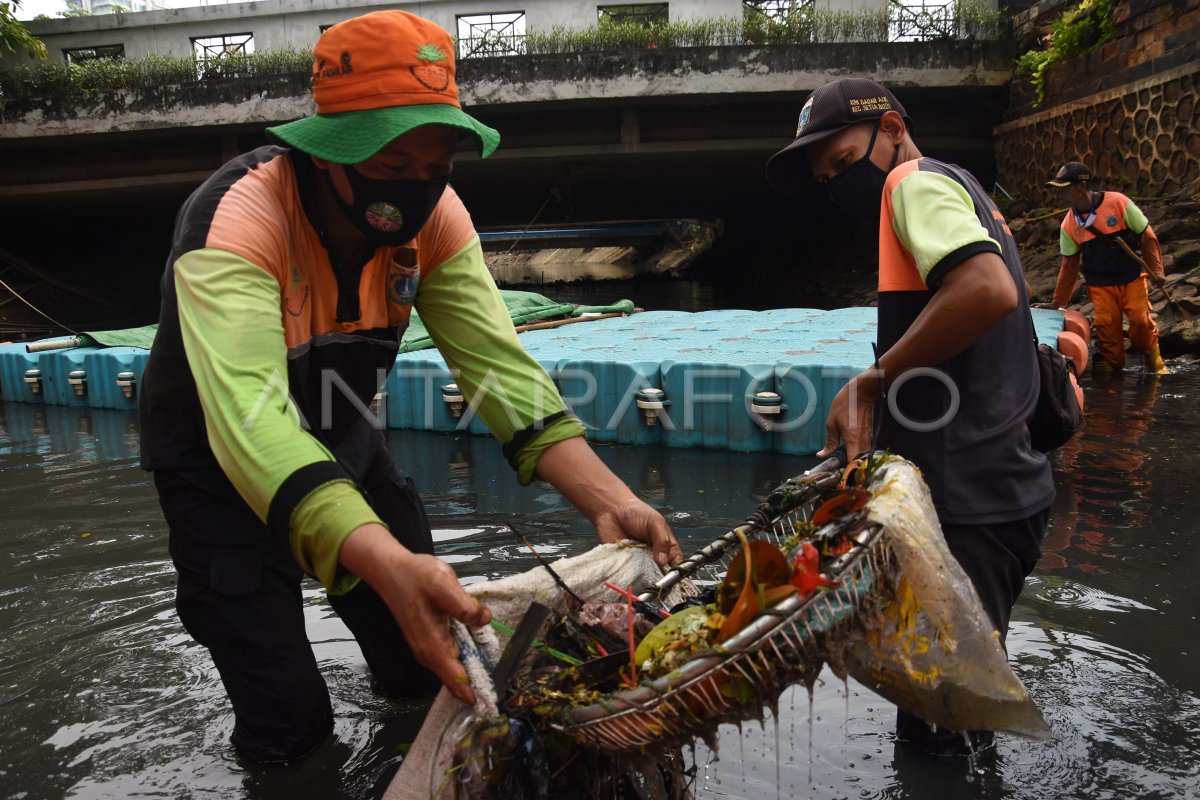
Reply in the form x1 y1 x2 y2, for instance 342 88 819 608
386 454 1048 800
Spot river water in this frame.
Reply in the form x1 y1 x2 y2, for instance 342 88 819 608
2 366 1199 800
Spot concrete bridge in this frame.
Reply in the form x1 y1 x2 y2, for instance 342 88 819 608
0 0 1016 305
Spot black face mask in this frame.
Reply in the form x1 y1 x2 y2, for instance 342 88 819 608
825 122 900 224
332 166 449 248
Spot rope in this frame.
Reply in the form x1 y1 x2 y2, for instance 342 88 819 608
0 275 79 335
503 185 562 254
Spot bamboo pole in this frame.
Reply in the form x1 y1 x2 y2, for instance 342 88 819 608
512 310 640 334
1111 237 1193 321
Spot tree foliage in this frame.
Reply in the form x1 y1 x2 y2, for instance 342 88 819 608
1 0 48 61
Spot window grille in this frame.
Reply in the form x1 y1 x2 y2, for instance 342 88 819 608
742 0 813 22
597 3 669 26
888 0 955 41
456 12 527 59
191 33 255 78
64 44 126 63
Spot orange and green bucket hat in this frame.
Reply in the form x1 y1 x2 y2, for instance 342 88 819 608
268 10 500 163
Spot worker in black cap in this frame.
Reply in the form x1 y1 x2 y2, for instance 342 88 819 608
768 78 1054 755
1044 161 1167 373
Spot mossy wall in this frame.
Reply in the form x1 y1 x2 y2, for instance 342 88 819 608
995 0 1200 202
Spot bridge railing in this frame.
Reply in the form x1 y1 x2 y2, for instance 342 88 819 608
3 0 1007 99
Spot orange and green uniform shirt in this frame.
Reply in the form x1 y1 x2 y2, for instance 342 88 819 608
1051 190 1163 305
876 157 1054 524
139 146 584 593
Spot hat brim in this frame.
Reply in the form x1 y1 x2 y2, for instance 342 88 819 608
266 104 500 164
765 124 852 192
1044 179 1074 188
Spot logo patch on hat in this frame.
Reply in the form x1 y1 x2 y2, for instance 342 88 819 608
849 96 892 114
315 51 353 80
795 97 814 138
1055 166 1068 178
411 43 450 93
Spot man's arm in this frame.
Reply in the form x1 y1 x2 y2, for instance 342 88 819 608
1051 254 1082 306
819 169 1018 458
417 238 681 567
1140 226 1164 279
1123 198 1164 279
339 523 490 705
534 437 683 568
819 254 1017 457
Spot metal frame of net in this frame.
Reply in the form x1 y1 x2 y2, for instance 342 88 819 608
555 464 900 752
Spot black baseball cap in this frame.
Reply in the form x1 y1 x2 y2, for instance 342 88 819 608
1045 161 1092 187
766 78 911 191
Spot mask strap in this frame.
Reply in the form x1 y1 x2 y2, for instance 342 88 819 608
864 122 880 160
866 119 901 173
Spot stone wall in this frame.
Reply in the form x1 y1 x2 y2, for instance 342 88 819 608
994 0 1200 204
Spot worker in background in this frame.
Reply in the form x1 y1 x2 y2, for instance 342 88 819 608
1045 161 1168 374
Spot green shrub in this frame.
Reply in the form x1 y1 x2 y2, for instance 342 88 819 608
1016 0 1116 105
0 46 311 97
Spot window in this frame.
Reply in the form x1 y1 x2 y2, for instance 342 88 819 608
597 3 669 26
191 33 255 77
888 0 954 41
456 12 526 59
742 0 812 22
64 44 126 63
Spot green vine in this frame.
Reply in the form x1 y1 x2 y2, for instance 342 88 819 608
1016 0 1117 106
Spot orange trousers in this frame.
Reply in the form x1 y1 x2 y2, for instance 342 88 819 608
1088 277 1158 370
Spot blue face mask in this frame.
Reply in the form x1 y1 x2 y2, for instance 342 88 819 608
825 122 900 224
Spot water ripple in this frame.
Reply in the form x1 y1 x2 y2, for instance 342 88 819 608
1025 575 1157 613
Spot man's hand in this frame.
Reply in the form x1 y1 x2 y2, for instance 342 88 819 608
594 498 683 569
339 524 491 706
817 371 880 461
535 437 683 569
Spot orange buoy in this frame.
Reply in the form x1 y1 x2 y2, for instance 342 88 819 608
1057 330 1089 374
1061 309 1090 343
1068 369 1085 413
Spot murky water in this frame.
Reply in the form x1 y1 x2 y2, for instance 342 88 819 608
2 366 1199 799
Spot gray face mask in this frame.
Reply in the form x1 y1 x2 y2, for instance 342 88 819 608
824 121 900 224
332 165 449 247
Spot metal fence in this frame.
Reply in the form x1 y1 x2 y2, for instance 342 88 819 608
456 12 527 59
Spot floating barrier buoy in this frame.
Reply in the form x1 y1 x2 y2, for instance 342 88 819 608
634 387 666 427
750 390 784 431
116 371 137 399
442 383 465 418
68 369 87 397
1062 308 1090 343
1057 330 1089 374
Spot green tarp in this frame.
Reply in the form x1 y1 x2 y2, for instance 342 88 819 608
62 294 633 353
398 291 635 353
80 325 159 349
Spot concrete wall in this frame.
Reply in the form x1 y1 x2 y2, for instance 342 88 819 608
995 0 1200 201
17 0 906 64
0 40 1016 139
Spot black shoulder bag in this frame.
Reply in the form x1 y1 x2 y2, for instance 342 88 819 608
1028 320 1084 453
